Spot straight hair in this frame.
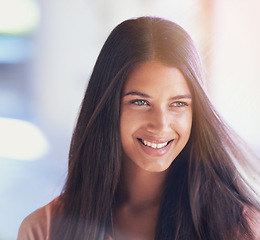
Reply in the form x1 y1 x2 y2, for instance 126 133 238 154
51 17 260 239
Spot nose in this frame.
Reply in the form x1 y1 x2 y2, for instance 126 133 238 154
146 107 172 134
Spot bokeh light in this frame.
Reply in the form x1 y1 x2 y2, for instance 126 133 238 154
0 0 40 34
0 118 49 161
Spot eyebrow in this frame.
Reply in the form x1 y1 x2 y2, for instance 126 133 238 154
123 91 151 98
123 91 192 100
170 94 192 101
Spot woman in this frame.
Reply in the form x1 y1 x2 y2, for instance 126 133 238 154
18 16 260 240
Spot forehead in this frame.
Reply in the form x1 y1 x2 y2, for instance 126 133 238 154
123 61 191 95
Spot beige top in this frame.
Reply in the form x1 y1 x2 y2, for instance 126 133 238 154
17 198 260 240
17 198 58 240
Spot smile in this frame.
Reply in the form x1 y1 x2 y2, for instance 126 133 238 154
138 138 172 149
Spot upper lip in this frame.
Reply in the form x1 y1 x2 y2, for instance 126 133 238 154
137 137 173 144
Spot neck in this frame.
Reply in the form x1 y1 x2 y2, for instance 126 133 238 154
117 158 168 209
111 157 168 240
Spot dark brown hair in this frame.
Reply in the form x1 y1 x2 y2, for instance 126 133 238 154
51 17 260 239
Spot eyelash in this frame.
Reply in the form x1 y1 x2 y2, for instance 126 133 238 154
130 99 148 106
129 99 189 107
171 101 189 107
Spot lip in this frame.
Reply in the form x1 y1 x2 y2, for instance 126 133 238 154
137 138 174 156
138 137 172 144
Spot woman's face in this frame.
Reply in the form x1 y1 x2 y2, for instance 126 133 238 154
120 61 192 172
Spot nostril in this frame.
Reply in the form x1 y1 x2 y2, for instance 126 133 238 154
148 111 171 128
147 118 171 132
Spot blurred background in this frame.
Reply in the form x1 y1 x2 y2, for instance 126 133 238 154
0 0 260 239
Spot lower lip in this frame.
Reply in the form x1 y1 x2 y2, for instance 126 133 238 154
138 140 173 156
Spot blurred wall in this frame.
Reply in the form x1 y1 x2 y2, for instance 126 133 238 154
210 0 260 154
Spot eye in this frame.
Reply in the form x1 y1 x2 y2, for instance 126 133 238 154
130 99 148 106
171 101 188 107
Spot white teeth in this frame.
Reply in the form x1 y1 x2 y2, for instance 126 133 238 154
142 140 168 149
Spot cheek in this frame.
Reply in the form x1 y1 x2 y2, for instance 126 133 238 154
120 110 136 145
174 112 192 138
120 110 144 136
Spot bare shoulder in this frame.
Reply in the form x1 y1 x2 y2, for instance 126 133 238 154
17 197 60 240
243 205 260 239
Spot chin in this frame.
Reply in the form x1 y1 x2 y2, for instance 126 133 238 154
141 161 172 173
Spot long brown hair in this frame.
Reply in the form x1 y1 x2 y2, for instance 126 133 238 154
51 17 260 239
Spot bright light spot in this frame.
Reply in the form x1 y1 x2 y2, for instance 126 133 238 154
0 118 49 161
0 0 40 34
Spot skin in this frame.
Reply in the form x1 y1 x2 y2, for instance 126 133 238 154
114 61 192 240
